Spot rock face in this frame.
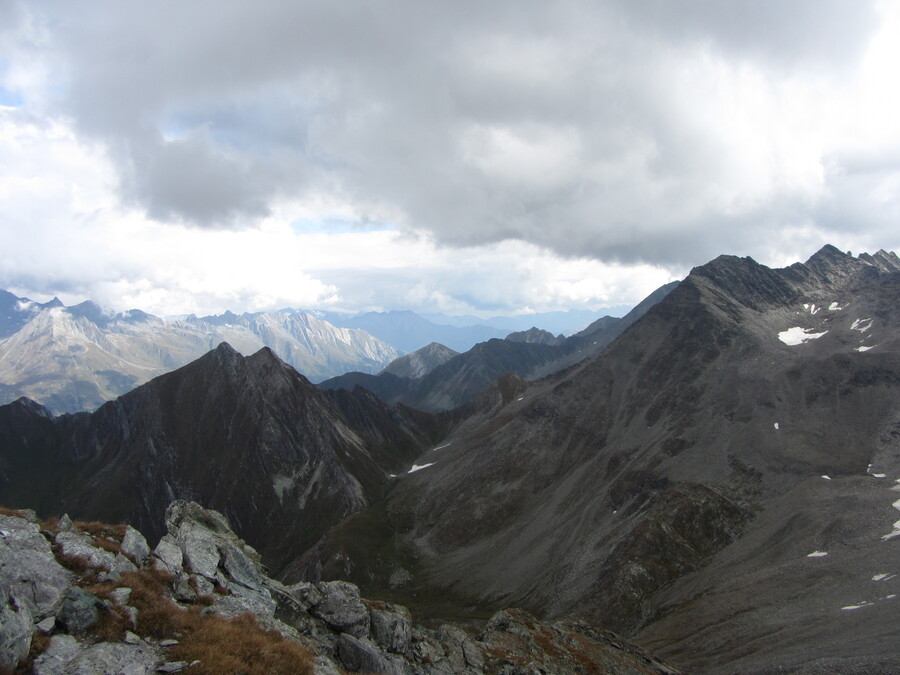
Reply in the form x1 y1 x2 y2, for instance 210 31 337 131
0 502 679 674
0 344 434 576
332 246 900 672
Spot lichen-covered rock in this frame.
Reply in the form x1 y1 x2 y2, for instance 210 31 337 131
151 534 183 574
33 634 161 675
285 581 323 611
0 587 31 671
313 581 370 638
0 514 72 620
337 633 406 674
120 525 150 565
58 587 105 634
370 603 412 655
163 500 274 615
55 530 116 572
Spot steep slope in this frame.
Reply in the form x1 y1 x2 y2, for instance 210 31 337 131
0 343 431 575
347 246 900 672
0 298 400 413
379 342 459 379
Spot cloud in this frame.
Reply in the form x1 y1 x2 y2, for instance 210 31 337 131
1 0 899 314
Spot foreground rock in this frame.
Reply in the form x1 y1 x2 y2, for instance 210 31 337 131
0 502 679 673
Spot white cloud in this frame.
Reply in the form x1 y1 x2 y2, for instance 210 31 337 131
1 0 898 318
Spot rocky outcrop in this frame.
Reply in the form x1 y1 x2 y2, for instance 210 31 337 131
0 502 678 674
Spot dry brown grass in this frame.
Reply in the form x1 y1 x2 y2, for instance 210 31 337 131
11 631 52 675
117 568 314 673
0 505 26 518
169 613 315 675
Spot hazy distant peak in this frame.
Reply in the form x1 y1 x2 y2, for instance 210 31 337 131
380 341 459 379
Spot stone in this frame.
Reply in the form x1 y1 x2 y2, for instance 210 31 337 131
36 616 56 633
0 514 72 620
124 605 139 628
284 581 323 610
57 514 76 533
337 633 406 675
34 636 161 675
58 587 105 634
152 535 183 575
176 522 220 580
55 531 116 572
172 574 197 603
157 662 190 673
313 581 370 638
462 640 484 670
165 500 232 538
33 634 81 675
113 552 139 575
120 526 151 565
0 589 32 671
124 631 142 645
109 587 133 606
221 541 265 590
370 604 412 654
312 655 344 675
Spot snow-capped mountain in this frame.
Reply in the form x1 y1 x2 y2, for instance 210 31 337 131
0 297 400 413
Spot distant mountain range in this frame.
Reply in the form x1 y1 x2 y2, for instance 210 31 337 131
321 282 679 412
322 310 510 353
0 291 639 414
0 294 400 413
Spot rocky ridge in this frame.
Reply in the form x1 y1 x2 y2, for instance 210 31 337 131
0 502 679 674
0 343 434 577
316 247 900 673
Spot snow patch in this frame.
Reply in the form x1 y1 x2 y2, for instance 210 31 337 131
433 443 451 451
779 327 827 345
855 345 876 352
408 463 435 474
517 396 524 401
822 475 832 480
841 602 873 611
803 303 820 314
807 551 829 558
873 474 887 479
881 498 900 540
828 302 842 311
851 318 872 332
272 473 299 502
773 422 780 430
873 573 895 582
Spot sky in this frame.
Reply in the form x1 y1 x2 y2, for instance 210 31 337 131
1 1 899 319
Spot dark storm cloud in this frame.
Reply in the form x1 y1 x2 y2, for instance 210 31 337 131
19 0 889 261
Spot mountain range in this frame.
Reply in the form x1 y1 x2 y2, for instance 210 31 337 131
320 281 678 412
1 245 899 673
0 295 401 414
